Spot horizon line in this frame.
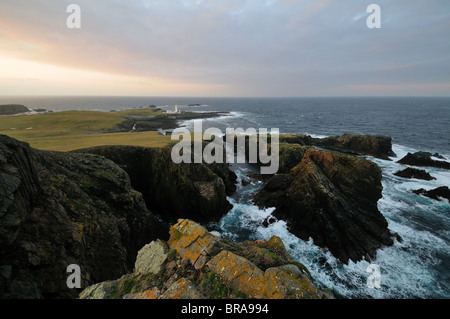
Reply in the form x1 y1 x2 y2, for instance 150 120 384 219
1 94 450 99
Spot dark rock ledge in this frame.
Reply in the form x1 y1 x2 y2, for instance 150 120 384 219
394 167 436 181
397 151 450 170
0 135 235 298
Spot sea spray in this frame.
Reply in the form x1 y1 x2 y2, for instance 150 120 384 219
216 147 450 298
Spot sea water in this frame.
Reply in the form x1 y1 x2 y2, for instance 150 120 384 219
1 96 449 298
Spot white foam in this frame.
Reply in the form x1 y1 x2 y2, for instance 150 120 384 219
217 142 450 298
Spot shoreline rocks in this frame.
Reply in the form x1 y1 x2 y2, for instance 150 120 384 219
279 133 396 160
80 219 334 299
312 134 396 160
413 186 450 202
254 148 397 264
394 167 436 181
397 151 450 170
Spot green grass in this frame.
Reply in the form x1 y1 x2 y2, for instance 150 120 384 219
0 108 174 151
199 272 231 299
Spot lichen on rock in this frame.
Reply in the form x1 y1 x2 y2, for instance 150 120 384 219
134 240 168 275
79 219 333 300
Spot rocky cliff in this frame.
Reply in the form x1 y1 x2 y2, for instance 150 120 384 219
0 135 238 299
279 133 396 160
312 133 396 160
74 145 236 224
80 219 333 299
254 147 398 264
0 135 164 298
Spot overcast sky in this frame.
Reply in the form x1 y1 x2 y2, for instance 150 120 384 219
0 0 449 97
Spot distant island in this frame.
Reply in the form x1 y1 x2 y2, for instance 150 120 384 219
0 104 31 115
0 104 48 116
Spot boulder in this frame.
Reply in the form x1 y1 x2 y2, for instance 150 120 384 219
134 240 168 275
0 135 162 299
394 167 436 181
206 250 323 299
78 281 119 299
167 219 221 270
413 186 450 202
254 148 396 264
397 151 450 170
159 278 205 299
126 287 161 299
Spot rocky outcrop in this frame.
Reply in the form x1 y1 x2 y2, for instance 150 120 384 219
0 104 30 115
394 167 436 181
277 144 312 174
397 151 450 170
0 135 162 299
254 148 397 264
413 186 450 202
74 145 236 224
109 111 229 132
312 134 396 160
80 219 333 299
278 133 396 160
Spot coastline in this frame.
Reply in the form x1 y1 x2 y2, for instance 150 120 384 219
1 101 449 299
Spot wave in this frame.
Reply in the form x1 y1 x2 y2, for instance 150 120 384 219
216 142 450 299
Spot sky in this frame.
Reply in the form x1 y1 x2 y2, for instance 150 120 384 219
0 0 449 97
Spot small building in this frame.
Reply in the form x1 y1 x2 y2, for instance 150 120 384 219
165 104 181 114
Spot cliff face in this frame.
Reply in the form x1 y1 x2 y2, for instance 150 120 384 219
312 134 396 160
80 219 333 299
254 148 397 264
279 133 396 160
0 136 237 299
0 135 162 298
74 145 236 224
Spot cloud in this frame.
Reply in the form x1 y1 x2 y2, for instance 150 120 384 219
0 0 449 96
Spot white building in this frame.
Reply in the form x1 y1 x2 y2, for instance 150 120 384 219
165 104 181 114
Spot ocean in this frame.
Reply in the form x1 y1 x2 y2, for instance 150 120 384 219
1 95 449 298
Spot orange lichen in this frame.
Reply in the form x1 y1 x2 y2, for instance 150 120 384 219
168 219 218 269
207 250 322 299
137 288 160 299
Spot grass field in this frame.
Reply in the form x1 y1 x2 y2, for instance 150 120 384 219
0 108 174 151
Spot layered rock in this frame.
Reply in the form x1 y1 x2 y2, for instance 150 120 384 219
254 148 396 264
239 133 395 176
80 219 333 299
0 135 162 298
311 133 396 160
75 145 236 224
397 151 450 170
